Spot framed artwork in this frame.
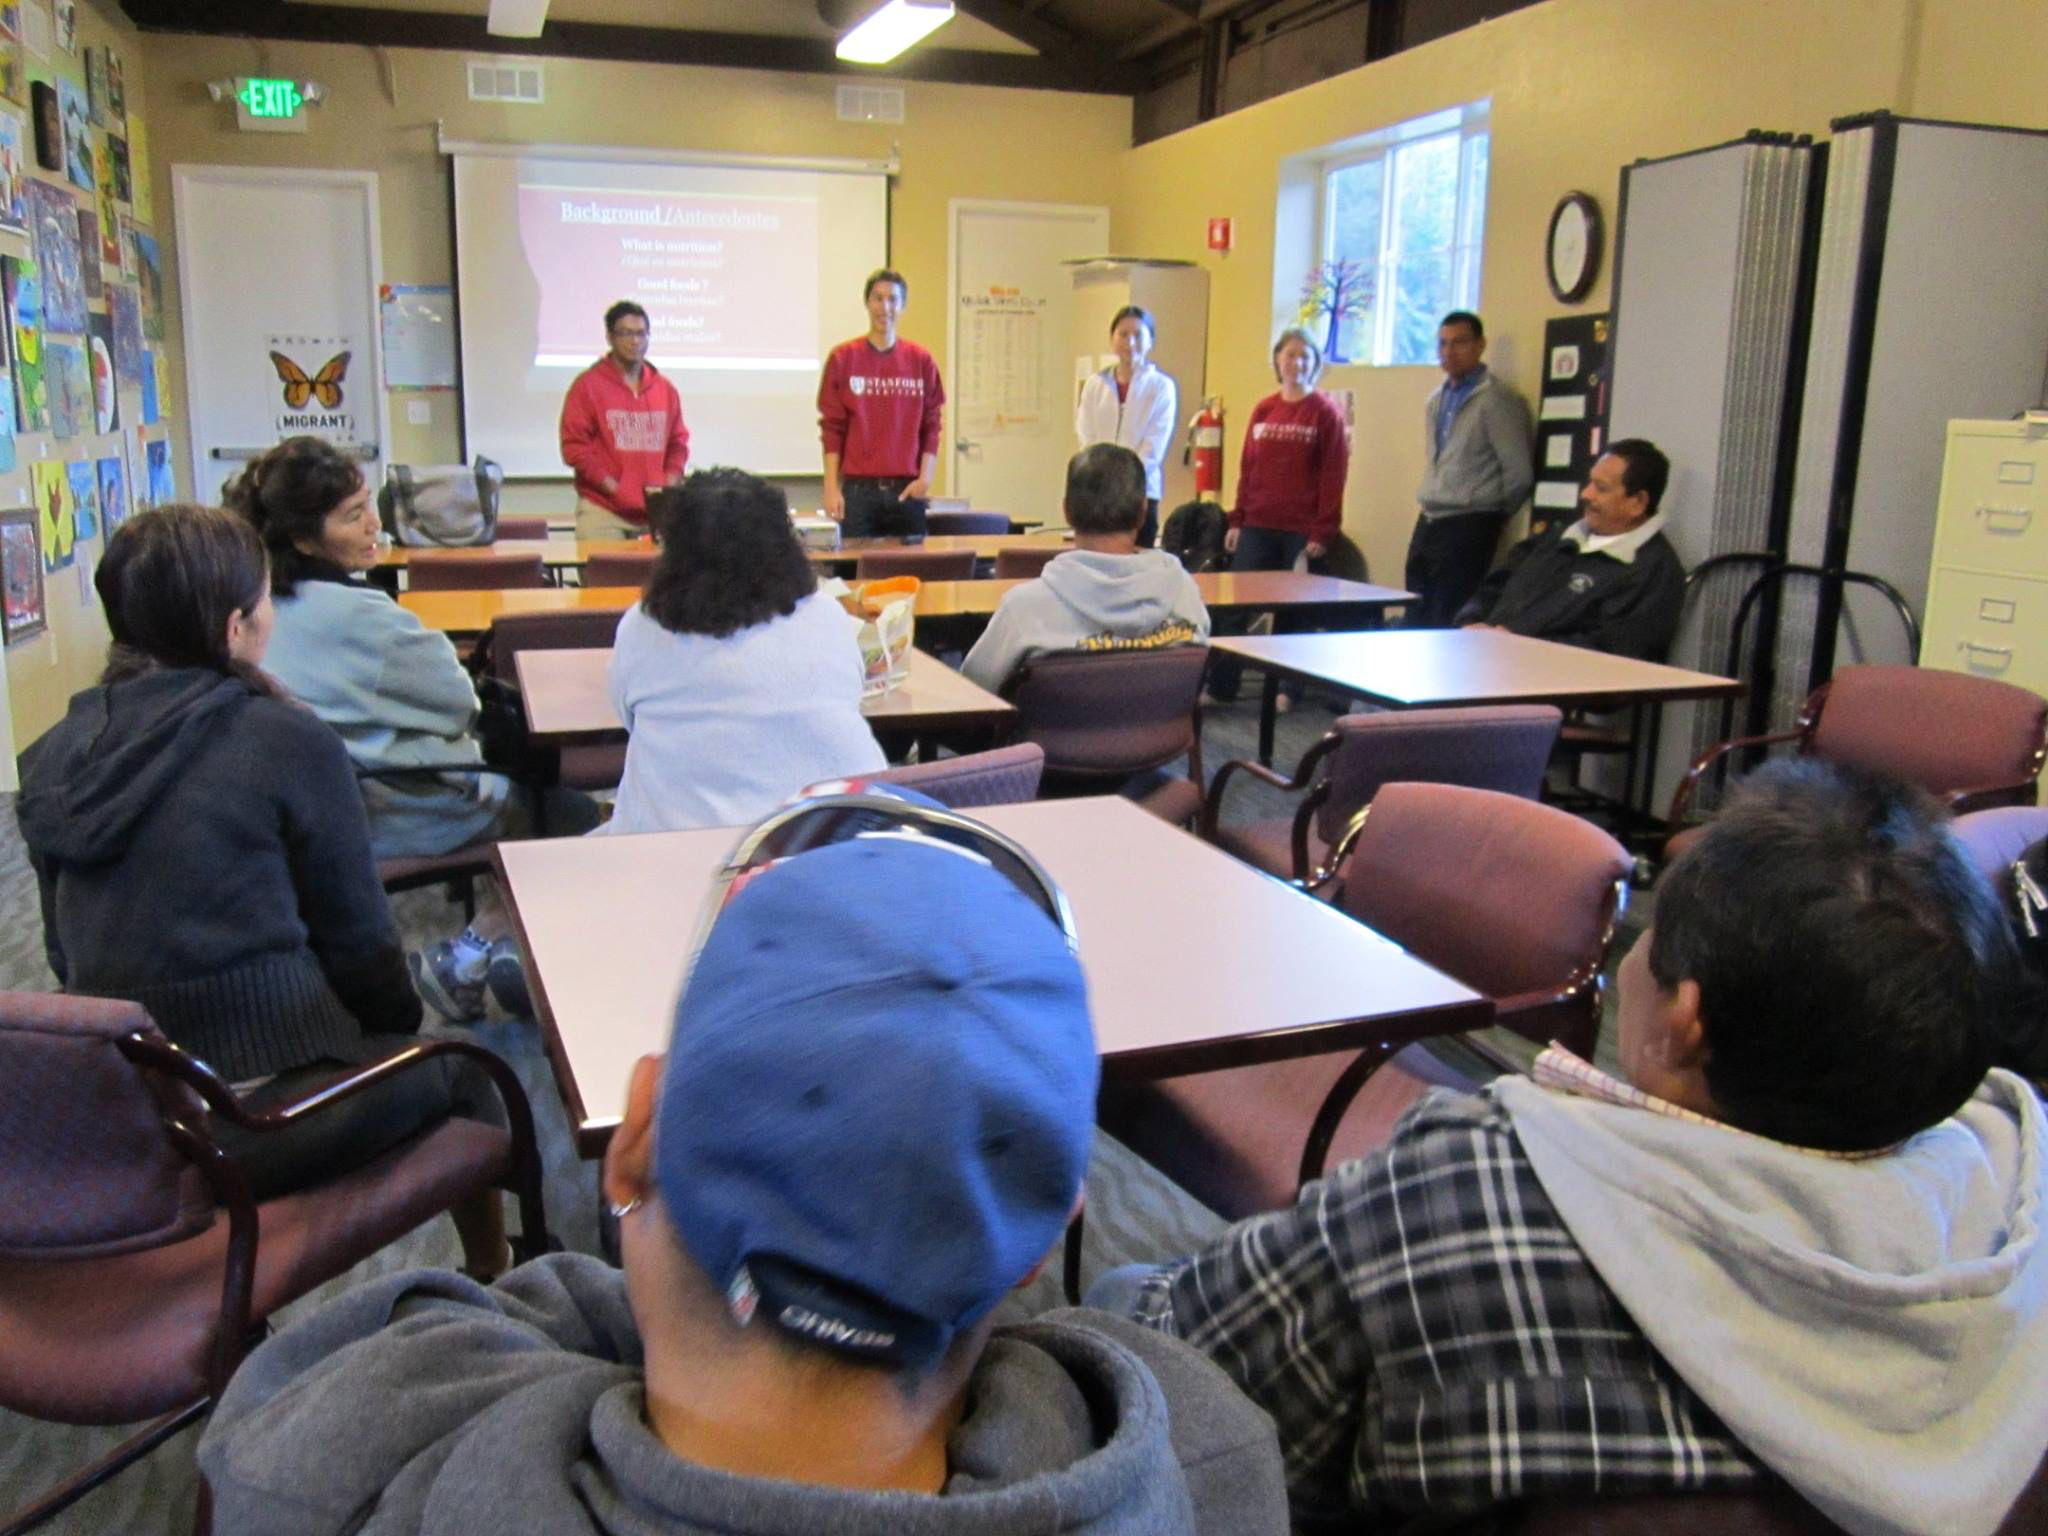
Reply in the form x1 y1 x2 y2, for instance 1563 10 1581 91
145 434 170 503
51 0 71 56
0 103 25 230
87 306 113 429
28 77 56 171
66 455 95 540
73 204 99 297
126 219 160 338
109 280 140 377
81 40 101 124
56 72 86 189
1 505 45 643
26 176 82 331
30 457 70 568
0 12 23 108
102 43 120 122
96 452 123 531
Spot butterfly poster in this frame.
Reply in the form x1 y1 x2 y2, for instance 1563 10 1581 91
266 334 358 448
87 307 113 430
95 452 123 531
66 456 95 539
43 337 80 436
125 220 159 338
25 176 81 331
145 435 170 504
31 458 70 569
3 255 45 432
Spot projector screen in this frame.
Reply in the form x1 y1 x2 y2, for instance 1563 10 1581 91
451 149 890 477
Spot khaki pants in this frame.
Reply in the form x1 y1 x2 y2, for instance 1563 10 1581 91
575 496 643 540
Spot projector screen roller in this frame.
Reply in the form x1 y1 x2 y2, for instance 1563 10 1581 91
451 150 890 478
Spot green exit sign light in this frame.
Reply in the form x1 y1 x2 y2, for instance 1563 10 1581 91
239 78 302 118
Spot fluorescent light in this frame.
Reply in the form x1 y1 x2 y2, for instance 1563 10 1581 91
836 1 955 65
487 0 549 38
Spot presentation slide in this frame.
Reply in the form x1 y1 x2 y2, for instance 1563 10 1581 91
454 152 888 478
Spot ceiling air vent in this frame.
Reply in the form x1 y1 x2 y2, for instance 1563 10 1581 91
836 84 904 124
468 59 545 104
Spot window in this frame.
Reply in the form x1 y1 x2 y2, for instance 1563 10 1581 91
1284 101 1489 367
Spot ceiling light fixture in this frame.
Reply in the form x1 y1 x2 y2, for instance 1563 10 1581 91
836 0 955 65
486 0 549 39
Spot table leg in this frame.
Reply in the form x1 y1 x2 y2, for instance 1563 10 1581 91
1259 671 1279 767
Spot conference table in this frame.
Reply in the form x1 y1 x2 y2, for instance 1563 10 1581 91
494 795 1491 1158
400 571 1415 640
374 529 1063 576
515 644 1016 744
1212 627 1745 809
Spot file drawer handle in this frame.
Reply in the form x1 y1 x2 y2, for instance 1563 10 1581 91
1977 505 2032 534
1960 641 2013 672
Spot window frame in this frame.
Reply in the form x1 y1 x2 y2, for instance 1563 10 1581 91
1310 100 1490 367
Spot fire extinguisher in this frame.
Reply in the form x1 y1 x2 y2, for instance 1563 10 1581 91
1186 397 1224 498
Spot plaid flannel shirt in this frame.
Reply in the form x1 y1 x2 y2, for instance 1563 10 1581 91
1131 1087 1768 1529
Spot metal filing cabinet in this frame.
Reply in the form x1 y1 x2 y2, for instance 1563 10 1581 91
1923 419 2048 707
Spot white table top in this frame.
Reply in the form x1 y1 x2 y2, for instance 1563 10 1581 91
496 795 1489 1151
1211 628 1744 707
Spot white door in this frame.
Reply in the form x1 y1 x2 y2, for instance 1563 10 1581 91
173 166 389 504
947 200 1109 521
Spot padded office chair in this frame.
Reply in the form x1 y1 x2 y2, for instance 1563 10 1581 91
406 552 549 592
1669 666 2048 854
1204 704 1563 885
0 991 548 1536
992 545 1063 580
855 548 976 582
1007 646 1209 826
492 515 550 541
581 550 660 589
863 743 1046 808
1951 804 2048 886
485 608 631 793
1100 782 1630 1219
925 510 1010 536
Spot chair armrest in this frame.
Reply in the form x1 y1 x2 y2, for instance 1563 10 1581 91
1667 728 1804 826
1943 778 2043 816
1201 731 1341 838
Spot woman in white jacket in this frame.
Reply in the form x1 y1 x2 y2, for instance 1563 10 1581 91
1074 305 1177 548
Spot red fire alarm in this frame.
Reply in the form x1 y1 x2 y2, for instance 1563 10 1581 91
1206 217 1233 252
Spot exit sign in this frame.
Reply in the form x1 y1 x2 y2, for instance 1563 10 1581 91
233 77 311 133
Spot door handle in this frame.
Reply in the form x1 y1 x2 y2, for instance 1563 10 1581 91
956 438 978 453
1960 640 2013 672
1976 505 2032 534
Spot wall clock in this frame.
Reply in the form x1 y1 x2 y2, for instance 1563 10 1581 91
1546 191 1602 304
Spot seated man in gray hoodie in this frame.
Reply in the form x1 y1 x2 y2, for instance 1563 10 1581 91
1100 759 2048 1536
962 442 1210 693
197 811 1289 1536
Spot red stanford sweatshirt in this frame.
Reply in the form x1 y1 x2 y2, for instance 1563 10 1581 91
1230 390 1351 544
816 337 945 478
558 357 690 523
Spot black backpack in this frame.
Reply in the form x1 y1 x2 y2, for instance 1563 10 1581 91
1160 499 1228 574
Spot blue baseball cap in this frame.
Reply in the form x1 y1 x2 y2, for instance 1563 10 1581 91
654 831 1097 1372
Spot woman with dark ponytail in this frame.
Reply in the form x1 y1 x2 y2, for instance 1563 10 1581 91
17 507 501 1238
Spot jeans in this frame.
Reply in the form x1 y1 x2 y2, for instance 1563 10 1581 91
1208 526 1314 701
1403 509 1508 628
843 477 928 539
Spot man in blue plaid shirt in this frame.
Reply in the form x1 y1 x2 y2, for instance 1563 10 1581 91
1101 761 2048 1536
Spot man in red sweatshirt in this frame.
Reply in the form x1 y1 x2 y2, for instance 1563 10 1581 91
818 269 945 539
559 300 690 538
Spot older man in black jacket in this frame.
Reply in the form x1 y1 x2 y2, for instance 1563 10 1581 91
1455 438 1683 661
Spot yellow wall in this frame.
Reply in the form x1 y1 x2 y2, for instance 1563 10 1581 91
1908 0 2048 127
1113 0 1924 588
1 0 164 777
131 35 1131 519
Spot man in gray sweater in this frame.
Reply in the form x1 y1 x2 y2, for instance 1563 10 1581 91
197 820 1288 1536
1406 311 1534 627
962 443 1210 693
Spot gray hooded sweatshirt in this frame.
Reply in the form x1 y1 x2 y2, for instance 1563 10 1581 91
197 1254 1288 1536
961 549 1210 694
1493 1068 2048 1536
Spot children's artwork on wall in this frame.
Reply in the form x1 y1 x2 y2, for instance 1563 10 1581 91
66 455 94 539
28 77 55 170
1 506 44 643
138 342 156 424
25 175 82 330
145 435 170 504
31 457 70 568
106 130 126 203
43 336 80 436
109 281 139 377
0 13 23 111
4 255 44 431
104 46 121 122
56 74 86 189
51 0 70 55
125 220 159 338
82 41 102 123
92 133 115 261
73 204 99 297
0 104 25 230
154 348 168 419
17 0 48 61
95 452 123 531
87 307 113 430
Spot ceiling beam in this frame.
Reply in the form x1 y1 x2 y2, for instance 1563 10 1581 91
946 0 1088 64
118 1 1128 94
